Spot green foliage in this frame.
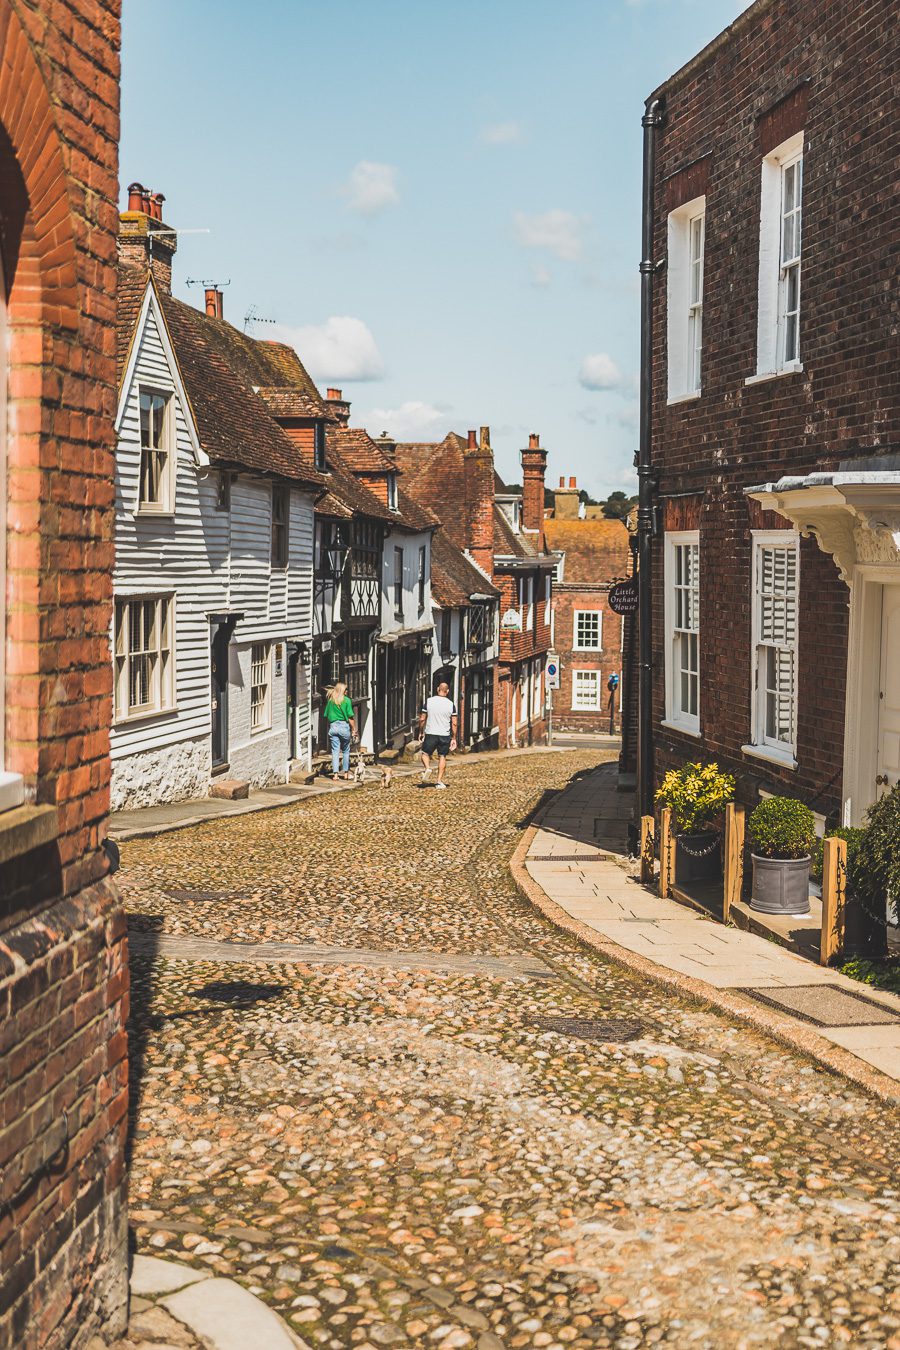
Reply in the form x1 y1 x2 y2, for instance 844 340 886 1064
655 761 735 835
839 957 900 996
811 826 867 885
854 782 900 927
747 797 816 860
602 491 638 521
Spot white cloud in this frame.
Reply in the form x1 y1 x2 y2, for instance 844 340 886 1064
278 317 385 382
513 209 586 262
361 400 448 440
480 120 523 145
530 266 552 288
615 404 640 428
579 352 625 390
343 161 399 216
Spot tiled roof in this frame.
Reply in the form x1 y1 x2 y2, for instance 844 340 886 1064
394 434 471 551
326 425 439 533
493 503 536 558
317 441 396 524
543 517 632 585
331 426 396 474
117 264 148 379
255 388 325 419
155 289 327 489
430 528 499 608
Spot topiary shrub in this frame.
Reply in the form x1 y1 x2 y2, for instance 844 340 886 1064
747 797 816 860
854 783 900 928
655 761 735 836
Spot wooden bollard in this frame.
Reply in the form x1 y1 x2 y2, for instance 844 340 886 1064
821 835 847 965
640 814 655 884
658 807 673 899
723 803 745 923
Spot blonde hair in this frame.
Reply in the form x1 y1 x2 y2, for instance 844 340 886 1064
326 681 348 706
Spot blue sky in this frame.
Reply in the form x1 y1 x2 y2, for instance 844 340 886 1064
121 0 746 499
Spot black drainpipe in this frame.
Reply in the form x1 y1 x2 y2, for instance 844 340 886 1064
637 94 666 822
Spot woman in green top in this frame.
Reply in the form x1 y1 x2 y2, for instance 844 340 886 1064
324 681 356 779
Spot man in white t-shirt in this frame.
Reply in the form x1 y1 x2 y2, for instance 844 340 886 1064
418 682 458 789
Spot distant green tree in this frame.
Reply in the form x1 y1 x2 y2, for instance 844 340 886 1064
602 491 637 521
578 489 600 507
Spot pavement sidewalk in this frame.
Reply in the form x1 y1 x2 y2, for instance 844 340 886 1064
511 762 900 1098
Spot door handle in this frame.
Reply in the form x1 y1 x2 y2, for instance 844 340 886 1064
875 773 889 786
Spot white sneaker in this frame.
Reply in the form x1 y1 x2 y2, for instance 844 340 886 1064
435 781 447 790
421 766 432 779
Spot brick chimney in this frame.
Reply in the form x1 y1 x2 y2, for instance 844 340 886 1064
464 426 495 579
520 432 548 543
205 287 224 319
119 182 177 293
375 431 396 458
554 474 580 520
326 387 351 426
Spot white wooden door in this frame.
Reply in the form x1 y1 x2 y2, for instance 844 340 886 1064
876 584 900 798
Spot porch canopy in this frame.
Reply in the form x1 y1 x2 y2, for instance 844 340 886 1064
746 459 900 582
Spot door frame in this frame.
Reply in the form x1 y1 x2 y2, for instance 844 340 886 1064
842 567 900 825
209 619 231 771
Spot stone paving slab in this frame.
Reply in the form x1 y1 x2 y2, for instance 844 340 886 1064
162 1277 306 1350
520 763 900 1086
128 930 556 981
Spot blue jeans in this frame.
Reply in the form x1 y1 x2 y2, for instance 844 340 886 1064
328 720 352 774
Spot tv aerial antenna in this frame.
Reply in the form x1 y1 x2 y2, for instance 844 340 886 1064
243 304 278 333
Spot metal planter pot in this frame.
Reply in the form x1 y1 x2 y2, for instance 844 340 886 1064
674 831 721 886
750 854 811 915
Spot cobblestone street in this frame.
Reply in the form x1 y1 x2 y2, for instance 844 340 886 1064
121 750 900 1350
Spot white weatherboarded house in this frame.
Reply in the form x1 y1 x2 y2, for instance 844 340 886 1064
112 265 326 809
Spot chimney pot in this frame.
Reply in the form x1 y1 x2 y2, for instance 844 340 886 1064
528 433 540 449
479 426 491 451
467 429 477 450
569 476 576 489
127 182 145 212
140 189 152 215
148 193 162 221
559 476 565 488
326 388 343 401
205 287 223 320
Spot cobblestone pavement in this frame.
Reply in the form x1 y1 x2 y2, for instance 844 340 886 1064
122 751 900 1350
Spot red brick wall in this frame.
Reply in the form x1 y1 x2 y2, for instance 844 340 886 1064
552 585 623 733
649 0 899 821
495 568 551 747
0 1 127 1345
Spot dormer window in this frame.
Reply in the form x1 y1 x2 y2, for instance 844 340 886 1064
387 472 398 511
314 421 326 472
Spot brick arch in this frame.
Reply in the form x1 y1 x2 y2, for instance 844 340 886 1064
0 0 79 330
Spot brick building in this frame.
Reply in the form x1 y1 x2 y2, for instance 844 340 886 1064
543 478 631 733
0 1 128 1346
396 428 556 748
645 0 900 828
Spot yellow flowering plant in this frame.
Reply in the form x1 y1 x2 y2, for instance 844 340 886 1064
655 761 736 835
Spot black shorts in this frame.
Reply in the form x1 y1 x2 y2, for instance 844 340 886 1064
422 733 451 757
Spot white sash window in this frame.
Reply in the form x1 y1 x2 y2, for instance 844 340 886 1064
750 532 799 762
664 532 700 735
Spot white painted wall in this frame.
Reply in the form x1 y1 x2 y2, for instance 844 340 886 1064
381 528 433 637
111 292 315 809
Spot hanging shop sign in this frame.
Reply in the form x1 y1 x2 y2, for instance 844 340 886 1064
500 608 523 631
608 578 639 616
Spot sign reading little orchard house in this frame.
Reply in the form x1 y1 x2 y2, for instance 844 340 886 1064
608 578 639 616
501 608 523 631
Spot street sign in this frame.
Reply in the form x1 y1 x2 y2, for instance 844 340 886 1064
608 577 639 616
546 657 560 689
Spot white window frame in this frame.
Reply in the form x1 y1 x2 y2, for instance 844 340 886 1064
666 195 705 402
532 659 542 717
417 544 426 615
543 573 551 625
745 531 800 768
250 642 272 734
387 472 398 511
517 575 525 628
137 386 175 514
114 594 175 724
663 531 700 736
573 609 602 651
749 131 804 381
271 483 289 569
572 670 602 711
